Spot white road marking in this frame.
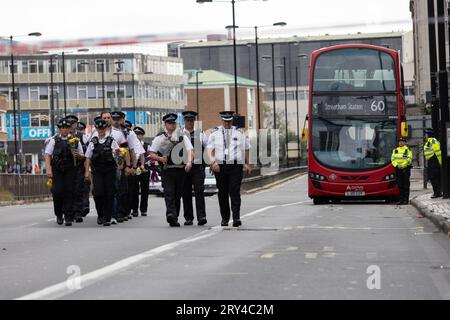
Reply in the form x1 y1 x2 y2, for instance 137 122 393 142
295 225 425 231
281 200 311 207
322 246 334 252
322 252 337 258
285 247 299 251
261 253 276 259
15 205 278 300
22 223 40 228
305 253 318 259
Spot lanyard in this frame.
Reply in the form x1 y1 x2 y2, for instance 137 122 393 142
222 127 231 161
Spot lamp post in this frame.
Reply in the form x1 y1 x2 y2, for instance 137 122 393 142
277 57 288 168
49 54 56 137
296 53 307 164
197 0 269 115
98 61 106 110
262 45 276 130
233 22 286 132
195 70 203 115
2 32 41 169
115 61 124 111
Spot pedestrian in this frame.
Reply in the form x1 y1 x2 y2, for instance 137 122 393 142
391 137 413 205
84 119 119 227
130 126 151 217
149 113 194 227
424 128 442 199
44 118 84 226
76 121 91 217
35 163 41 174
65 115 87 223
181 111 208 226
25 162 33 174
207 111 252 227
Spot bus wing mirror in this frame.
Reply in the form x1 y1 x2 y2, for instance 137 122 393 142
401 121 408 138
301 128 309 142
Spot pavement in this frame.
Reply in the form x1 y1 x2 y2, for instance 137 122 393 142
1 173 450 300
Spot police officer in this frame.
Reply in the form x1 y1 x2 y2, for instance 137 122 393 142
84 119 120 227
391 137 413 205
207 111 252 227
149 113 194 227
181 111 208 226
130 126 150 217
45 118 84 226
424 129 442 198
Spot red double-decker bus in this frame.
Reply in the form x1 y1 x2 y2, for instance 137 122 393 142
307 44 408 204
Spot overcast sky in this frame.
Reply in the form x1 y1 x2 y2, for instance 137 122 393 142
3 0 412 44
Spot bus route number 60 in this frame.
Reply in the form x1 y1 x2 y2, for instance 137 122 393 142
371 100 386 112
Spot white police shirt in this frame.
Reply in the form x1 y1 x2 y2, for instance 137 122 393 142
85 136 120 159
207 126 250 163
150 129 193 168
44 134 84 156
183 128 209 148
127 129 145 155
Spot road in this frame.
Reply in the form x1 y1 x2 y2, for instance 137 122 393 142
1 174 450 300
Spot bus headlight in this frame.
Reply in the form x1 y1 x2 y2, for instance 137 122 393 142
309 172 327 182
383 174 396 181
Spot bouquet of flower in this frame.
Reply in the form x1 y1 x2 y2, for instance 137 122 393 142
144 152 161 182
113 147 128 167
69 137 80 166
46 178 53 188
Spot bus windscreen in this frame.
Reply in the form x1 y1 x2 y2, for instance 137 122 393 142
313 48 397 92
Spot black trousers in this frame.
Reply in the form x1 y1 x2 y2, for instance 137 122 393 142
92 168 116 222
131 171 150 213
73 165 87 218
214 164 244 222
161 168 186 221
117 169 129 219
395 167 411 202
428 156 441 196
51 167 77 221
182 165 206 222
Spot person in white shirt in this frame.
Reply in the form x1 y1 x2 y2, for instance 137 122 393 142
149 113 194 227
130 126 151 217
84 119 120 227
45 118 84 227
207 111 252 228
181 111 208 226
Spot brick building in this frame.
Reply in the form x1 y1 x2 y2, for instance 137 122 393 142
184 69 264 131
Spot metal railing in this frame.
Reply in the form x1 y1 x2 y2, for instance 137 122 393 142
0 174 51 201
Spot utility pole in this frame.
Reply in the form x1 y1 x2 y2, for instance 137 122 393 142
436 0 450 198
427 0 439 133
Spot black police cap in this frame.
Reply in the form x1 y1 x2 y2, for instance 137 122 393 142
111 111 126 119
133 126 146 135
219 111 235 121
57 118 71 128
93 116 102 123
182 111 198 120
399 137 407 142
163 113 178 123
77 122 86 130
124 120 133 128
95 119 108 129
65 115 79 123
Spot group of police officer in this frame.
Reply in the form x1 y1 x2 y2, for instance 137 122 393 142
391 128 443 205
45 110 252 228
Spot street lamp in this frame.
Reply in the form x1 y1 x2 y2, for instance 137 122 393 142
277 57 288 168
195 70 204 115
198 0 269 115
262 47 276 130
38 48 89 116
228 22 286 132
296 53 308 164
114 60 124 111
2 32 41 170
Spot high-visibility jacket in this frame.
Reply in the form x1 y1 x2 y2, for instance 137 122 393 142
391 145 413 169
424 137 442 166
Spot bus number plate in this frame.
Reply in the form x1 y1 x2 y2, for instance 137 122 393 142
345 191 366 197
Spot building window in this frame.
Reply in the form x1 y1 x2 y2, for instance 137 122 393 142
88 86 96 99
96 86 104 98
22 61 29 74
29 87 39 100
77 60 88 73
29 60 38 74
77 86 88 99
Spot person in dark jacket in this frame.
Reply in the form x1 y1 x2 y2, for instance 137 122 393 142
84 119 120 227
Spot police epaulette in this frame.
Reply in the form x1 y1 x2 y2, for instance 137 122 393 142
157 131 168 137
91 137 99 144
210 127 219 133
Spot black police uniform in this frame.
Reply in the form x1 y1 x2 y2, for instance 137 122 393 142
181 111 207 226
150 113 193 227
46 119 80 226
90 135 117 225
74 123 90 220
131 127 151 216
